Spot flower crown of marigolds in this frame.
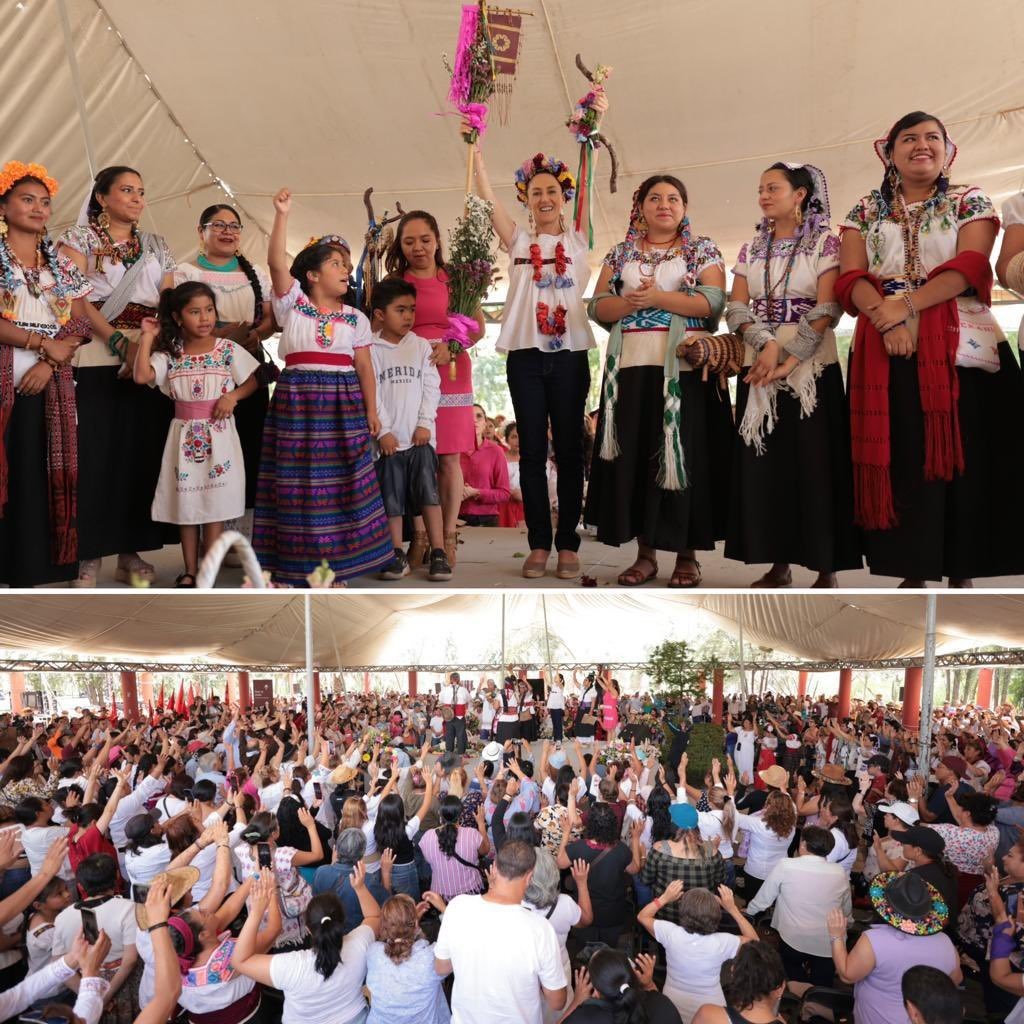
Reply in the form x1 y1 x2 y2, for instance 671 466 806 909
514 153 576 205
0 161 59 199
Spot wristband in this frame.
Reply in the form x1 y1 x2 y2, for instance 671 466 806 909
147 921 169 933
108 331 128 358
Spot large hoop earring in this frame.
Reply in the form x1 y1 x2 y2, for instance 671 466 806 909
97 210 110 231
794 205 804 228
198 240 206 257
0 215 7 239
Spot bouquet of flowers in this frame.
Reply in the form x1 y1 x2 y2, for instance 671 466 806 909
465 711 481 735
443 193 495 379
566 65 612 143
595 739 633 768
362 726 389 748
637 713 665 744
444 3 496 144
465 737 485 758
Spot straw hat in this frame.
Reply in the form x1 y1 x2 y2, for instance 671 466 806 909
758 765 790 790
330 763 359 785
814 764 853 786
134 867 200 929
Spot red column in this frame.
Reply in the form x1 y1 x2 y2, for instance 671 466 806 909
139 672 154 708
312 672 321 706
712 667 724 724
408 671 418 696
237 671 251 712
837 668 853 719
120 671 140 722
362 672 370 695
901 667 923 729
6 672 26 714
797 671 808 698
976 668 993 709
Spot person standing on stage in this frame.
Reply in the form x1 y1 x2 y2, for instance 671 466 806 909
440 671 470 756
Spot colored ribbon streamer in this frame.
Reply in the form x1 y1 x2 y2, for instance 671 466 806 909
573 140 596 250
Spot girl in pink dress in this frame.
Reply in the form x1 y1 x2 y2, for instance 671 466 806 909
385 212 484 568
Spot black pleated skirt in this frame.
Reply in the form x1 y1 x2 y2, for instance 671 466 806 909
74 365 177 560
0 393 76 587
234 384 270 509
725 362 862 574
584 366 734 552
860 341 1024 581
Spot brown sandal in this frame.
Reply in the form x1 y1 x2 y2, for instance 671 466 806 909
668 558 702 589
617 556 658 587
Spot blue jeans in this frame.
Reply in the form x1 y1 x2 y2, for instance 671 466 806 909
390 860 421 900
506 348 590 552
550 709 565 742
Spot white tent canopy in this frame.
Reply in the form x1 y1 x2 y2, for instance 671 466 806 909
6 0 1023 281
0 594 1021 668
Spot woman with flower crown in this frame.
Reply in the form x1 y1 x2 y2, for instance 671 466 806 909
837 111 1024 586
0 161 92 586
471 89 607 581
58 165 178 587
724 162 860 588
584 175 732 589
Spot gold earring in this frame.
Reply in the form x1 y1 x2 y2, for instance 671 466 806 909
794 206 804 228
199 240 206 257
0 215 6 238
97 210 110 231
527 209 535 230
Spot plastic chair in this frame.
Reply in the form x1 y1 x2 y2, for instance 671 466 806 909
798 986 855 1024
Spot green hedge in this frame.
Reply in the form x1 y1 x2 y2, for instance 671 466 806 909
682 722 726 786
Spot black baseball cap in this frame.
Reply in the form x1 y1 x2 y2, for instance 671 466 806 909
890 826 946 858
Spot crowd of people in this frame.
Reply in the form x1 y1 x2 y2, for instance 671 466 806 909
0 672 1018 1024
2 97 1024 589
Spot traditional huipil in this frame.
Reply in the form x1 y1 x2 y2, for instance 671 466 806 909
725 164 860 576
1000 193 1024 347
0 233 89 586
585 223 732 557
59 218 177 567
253 277 392 585
175 256 273 510
837 137 1024 581
148 338 259 525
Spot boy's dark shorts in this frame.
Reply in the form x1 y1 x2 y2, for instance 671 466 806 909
375 444 441 517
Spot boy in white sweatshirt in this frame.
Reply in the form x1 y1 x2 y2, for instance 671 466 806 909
369 278 450 580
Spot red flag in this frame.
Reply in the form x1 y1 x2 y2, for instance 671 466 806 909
175 683 186 716
149 700 157 726
224 677 231 707
156 684 165 711
108 694 118 723
188 683 196 709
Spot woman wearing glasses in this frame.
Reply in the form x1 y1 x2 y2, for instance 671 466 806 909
176 206 275 550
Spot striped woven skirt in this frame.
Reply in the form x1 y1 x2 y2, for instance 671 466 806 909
253 369 392 585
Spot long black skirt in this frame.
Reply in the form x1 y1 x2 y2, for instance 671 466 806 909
0 392 76 587
234 384 270 509
584 366 733 552
725 363 861 574
75 365 177 560
495 719 521 742
860 341 1024 581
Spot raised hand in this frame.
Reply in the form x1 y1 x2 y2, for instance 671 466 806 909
272 188 292 215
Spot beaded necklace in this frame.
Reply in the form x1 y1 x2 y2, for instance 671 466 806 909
0 236 73 325
92 220 142 271
636 235 684 279
890 185 938 285
761 228 800 328
528 239 573 350
294 294 358 348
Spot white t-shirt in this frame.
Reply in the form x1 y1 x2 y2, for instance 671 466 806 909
546 686 565 711
51 897 137 963
269 923 374 1024
21 825 73 882
655 921 740 1016
435 895 567 1024
698 808 735 860
526 894 581 983
734 814 795 881
123 842 172 888
371 331 440 451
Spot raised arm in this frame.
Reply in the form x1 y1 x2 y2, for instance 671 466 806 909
268 188 293 296
471 143 516 249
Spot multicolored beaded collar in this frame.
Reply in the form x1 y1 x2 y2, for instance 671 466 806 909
294 295 358 348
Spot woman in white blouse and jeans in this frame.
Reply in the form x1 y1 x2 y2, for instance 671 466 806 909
232 862 381 1024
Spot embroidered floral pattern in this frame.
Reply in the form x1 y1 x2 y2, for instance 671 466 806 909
603 234 723 283
181 421 212 464
207 459 232 479
294 296 359 348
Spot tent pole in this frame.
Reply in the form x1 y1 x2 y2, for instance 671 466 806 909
918 594 937 770
501 593 506 677
304 594 315 752
541 595 553 688
57 0 98 180
738 602 746 697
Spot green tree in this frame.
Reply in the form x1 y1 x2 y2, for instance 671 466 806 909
645 640 707 702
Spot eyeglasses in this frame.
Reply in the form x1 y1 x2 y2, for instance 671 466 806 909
204 221 243 233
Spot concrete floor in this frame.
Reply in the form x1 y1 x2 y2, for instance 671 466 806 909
34 527 1024 589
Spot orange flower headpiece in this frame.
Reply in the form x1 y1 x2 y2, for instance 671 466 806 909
0 161 58 199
